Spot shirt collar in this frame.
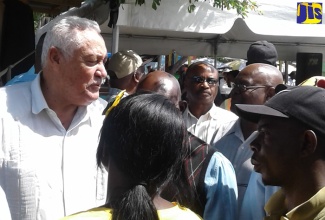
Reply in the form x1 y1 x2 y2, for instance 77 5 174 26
209 104 221 119
264 189 287 219
265 187 325 220
31 73 49 115
287 187 325 219
223 119 244 141
185 103 217 120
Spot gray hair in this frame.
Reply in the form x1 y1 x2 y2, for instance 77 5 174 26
41 16 101 67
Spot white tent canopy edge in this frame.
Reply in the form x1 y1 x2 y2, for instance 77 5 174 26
35 0 325 61
100 0 325 61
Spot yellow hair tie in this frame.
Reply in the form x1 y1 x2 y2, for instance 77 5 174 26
105 90 126 116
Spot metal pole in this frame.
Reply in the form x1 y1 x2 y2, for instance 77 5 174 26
213 35 221 68
285 61 289 84
158 55 162 70
214 39 218 68
111 25 119 54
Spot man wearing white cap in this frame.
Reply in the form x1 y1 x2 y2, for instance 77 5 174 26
106 50 144 103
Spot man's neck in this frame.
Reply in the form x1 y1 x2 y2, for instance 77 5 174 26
282 162 325 211
188 102 213 119
41 78 78 130
55 106 78 130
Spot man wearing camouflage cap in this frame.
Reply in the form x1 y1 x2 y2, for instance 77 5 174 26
106 50 144 103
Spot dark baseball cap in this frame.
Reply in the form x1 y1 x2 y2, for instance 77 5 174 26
236 85 325 137
246 41 278 67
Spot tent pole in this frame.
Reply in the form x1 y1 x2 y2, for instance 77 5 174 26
213 35 221 68
112 25 119 54
284 61 289 84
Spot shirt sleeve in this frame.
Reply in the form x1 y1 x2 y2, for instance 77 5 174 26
0 184 11 220
239 171 279 220
203 152 238 220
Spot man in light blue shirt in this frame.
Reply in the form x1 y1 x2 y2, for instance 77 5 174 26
214 63 283 217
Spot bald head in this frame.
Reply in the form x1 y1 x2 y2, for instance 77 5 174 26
137 71 181 106
231 63 283 114
239 63 283 86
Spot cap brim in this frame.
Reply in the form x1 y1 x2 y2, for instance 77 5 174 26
275 84 296 93
235 104 289 123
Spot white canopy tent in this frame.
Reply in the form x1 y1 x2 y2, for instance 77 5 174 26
35 0 325 62
98 0 325 61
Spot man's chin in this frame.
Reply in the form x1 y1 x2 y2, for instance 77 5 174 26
82 93 99 105
261 174 277 186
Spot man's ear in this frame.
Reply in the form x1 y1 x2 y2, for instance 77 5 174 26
179 100 187 113
300 130 317 158
133 72 143 83
48 47 61 65
265 86 276 101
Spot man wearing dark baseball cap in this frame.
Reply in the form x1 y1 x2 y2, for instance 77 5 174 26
236 85 325 219
246 41 278 67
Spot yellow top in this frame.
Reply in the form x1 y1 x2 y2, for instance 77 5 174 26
62 202 202 220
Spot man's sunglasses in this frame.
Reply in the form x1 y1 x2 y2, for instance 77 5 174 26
191 76 218 86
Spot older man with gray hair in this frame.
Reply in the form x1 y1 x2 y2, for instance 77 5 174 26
0 16 108 220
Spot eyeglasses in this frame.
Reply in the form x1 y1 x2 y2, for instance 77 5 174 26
231 84 270 93
191 76 219 86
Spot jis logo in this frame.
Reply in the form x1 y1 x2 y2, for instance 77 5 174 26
297 2 322 24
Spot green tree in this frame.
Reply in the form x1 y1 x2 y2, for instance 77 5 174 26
118 0 259 18
33 12 47 31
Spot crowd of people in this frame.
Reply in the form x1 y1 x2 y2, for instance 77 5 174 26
1 15 325 220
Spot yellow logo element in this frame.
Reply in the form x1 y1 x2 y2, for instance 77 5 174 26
297 2 322 24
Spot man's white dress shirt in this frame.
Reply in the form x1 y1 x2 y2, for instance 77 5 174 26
183 104 238 145
0 74 107 220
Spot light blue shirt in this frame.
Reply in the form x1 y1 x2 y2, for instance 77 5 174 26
204 151 238 220
213 120 253 210
239 172 279 220
5 65 37 86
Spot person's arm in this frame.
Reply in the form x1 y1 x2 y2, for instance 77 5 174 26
0 185 11 220
203 152 238 220
0 118 11 220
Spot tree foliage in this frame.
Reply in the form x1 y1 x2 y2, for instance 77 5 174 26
118 0 259 18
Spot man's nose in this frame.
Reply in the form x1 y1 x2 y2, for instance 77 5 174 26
200 80 210 88
250 132 261 152
96 63 107 78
